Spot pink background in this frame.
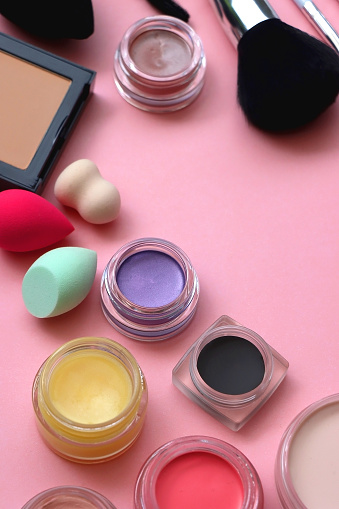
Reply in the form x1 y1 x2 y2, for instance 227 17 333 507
1 0 339 507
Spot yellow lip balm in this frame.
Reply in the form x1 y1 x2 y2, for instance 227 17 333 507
33 337 148 463
49 350 133 425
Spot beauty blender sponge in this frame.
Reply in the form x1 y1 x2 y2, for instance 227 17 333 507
0 189 74 252
0 0 94 39
22 247 97 318
54 159 121 225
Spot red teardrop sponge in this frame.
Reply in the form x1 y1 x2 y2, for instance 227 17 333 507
0 190 74 252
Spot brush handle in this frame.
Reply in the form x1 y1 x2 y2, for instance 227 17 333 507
293 0 339 53
209 0 278 46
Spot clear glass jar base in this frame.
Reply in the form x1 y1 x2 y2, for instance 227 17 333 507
113 75 204 113
37 424 146 464
101 300 197 342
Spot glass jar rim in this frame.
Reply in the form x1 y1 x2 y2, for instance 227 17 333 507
275 393 339 508
37 337 143 433
22 485 117 509
101 237 199 340
190 324 273 406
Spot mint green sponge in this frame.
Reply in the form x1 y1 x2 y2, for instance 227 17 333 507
22 247 97 317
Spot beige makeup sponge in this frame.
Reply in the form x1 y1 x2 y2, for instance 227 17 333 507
54 159 121 224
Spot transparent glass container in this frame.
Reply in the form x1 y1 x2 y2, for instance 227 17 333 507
275 393 339 508
22 486 117 508
101 238 199 341
173 315 289 430
134 435 264 508
114 16 206 112
32 337 148 463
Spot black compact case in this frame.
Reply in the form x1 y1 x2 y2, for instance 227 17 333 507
0 32 96 193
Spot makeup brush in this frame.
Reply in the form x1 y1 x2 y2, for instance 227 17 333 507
0 0 94 39
210 0 339 131
145 0 190 22
292 0 339 53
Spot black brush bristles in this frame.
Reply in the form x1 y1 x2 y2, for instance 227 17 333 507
237 19 339 131
0 0 94 39
145 0 190 22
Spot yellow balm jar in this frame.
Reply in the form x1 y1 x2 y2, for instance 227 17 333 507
32 337 148 463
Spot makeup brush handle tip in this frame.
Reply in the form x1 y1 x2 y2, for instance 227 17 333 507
293 0 307 7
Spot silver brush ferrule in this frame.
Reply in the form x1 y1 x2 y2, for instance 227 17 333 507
299 0 339 53
210 0 279 47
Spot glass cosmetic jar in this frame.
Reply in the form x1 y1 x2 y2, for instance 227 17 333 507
32 337 148 463
22 486 116 508
173 315 289 430
113 16 206 112
101 238 199 341
134 435 264 509
275 393 339 509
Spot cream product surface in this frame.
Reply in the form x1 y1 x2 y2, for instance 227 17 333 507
32 337 148 463
113 16 206 112
0 32 95 193
101 237 199 340
134 436 263 508
275 394 339 508
173 315 288 430
130 29 192 76
22 486 116 509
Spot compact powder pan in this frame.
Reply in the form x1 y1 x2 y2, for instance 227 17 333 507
0 32 95 193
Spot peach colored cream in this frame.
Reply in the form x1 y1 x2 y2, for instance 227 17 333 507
289 401 339 508
129 30 192 77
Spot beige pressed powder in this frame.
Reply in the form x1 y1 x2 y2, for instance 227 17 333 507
0 50 71 170
0 32 95 193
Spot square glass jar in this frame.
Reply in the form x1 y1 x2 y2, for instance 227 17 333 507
173 315 289 430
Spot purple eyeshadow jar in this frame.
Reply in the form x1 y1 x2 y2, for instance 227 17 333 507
100 238 199 341
22 486 117 508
